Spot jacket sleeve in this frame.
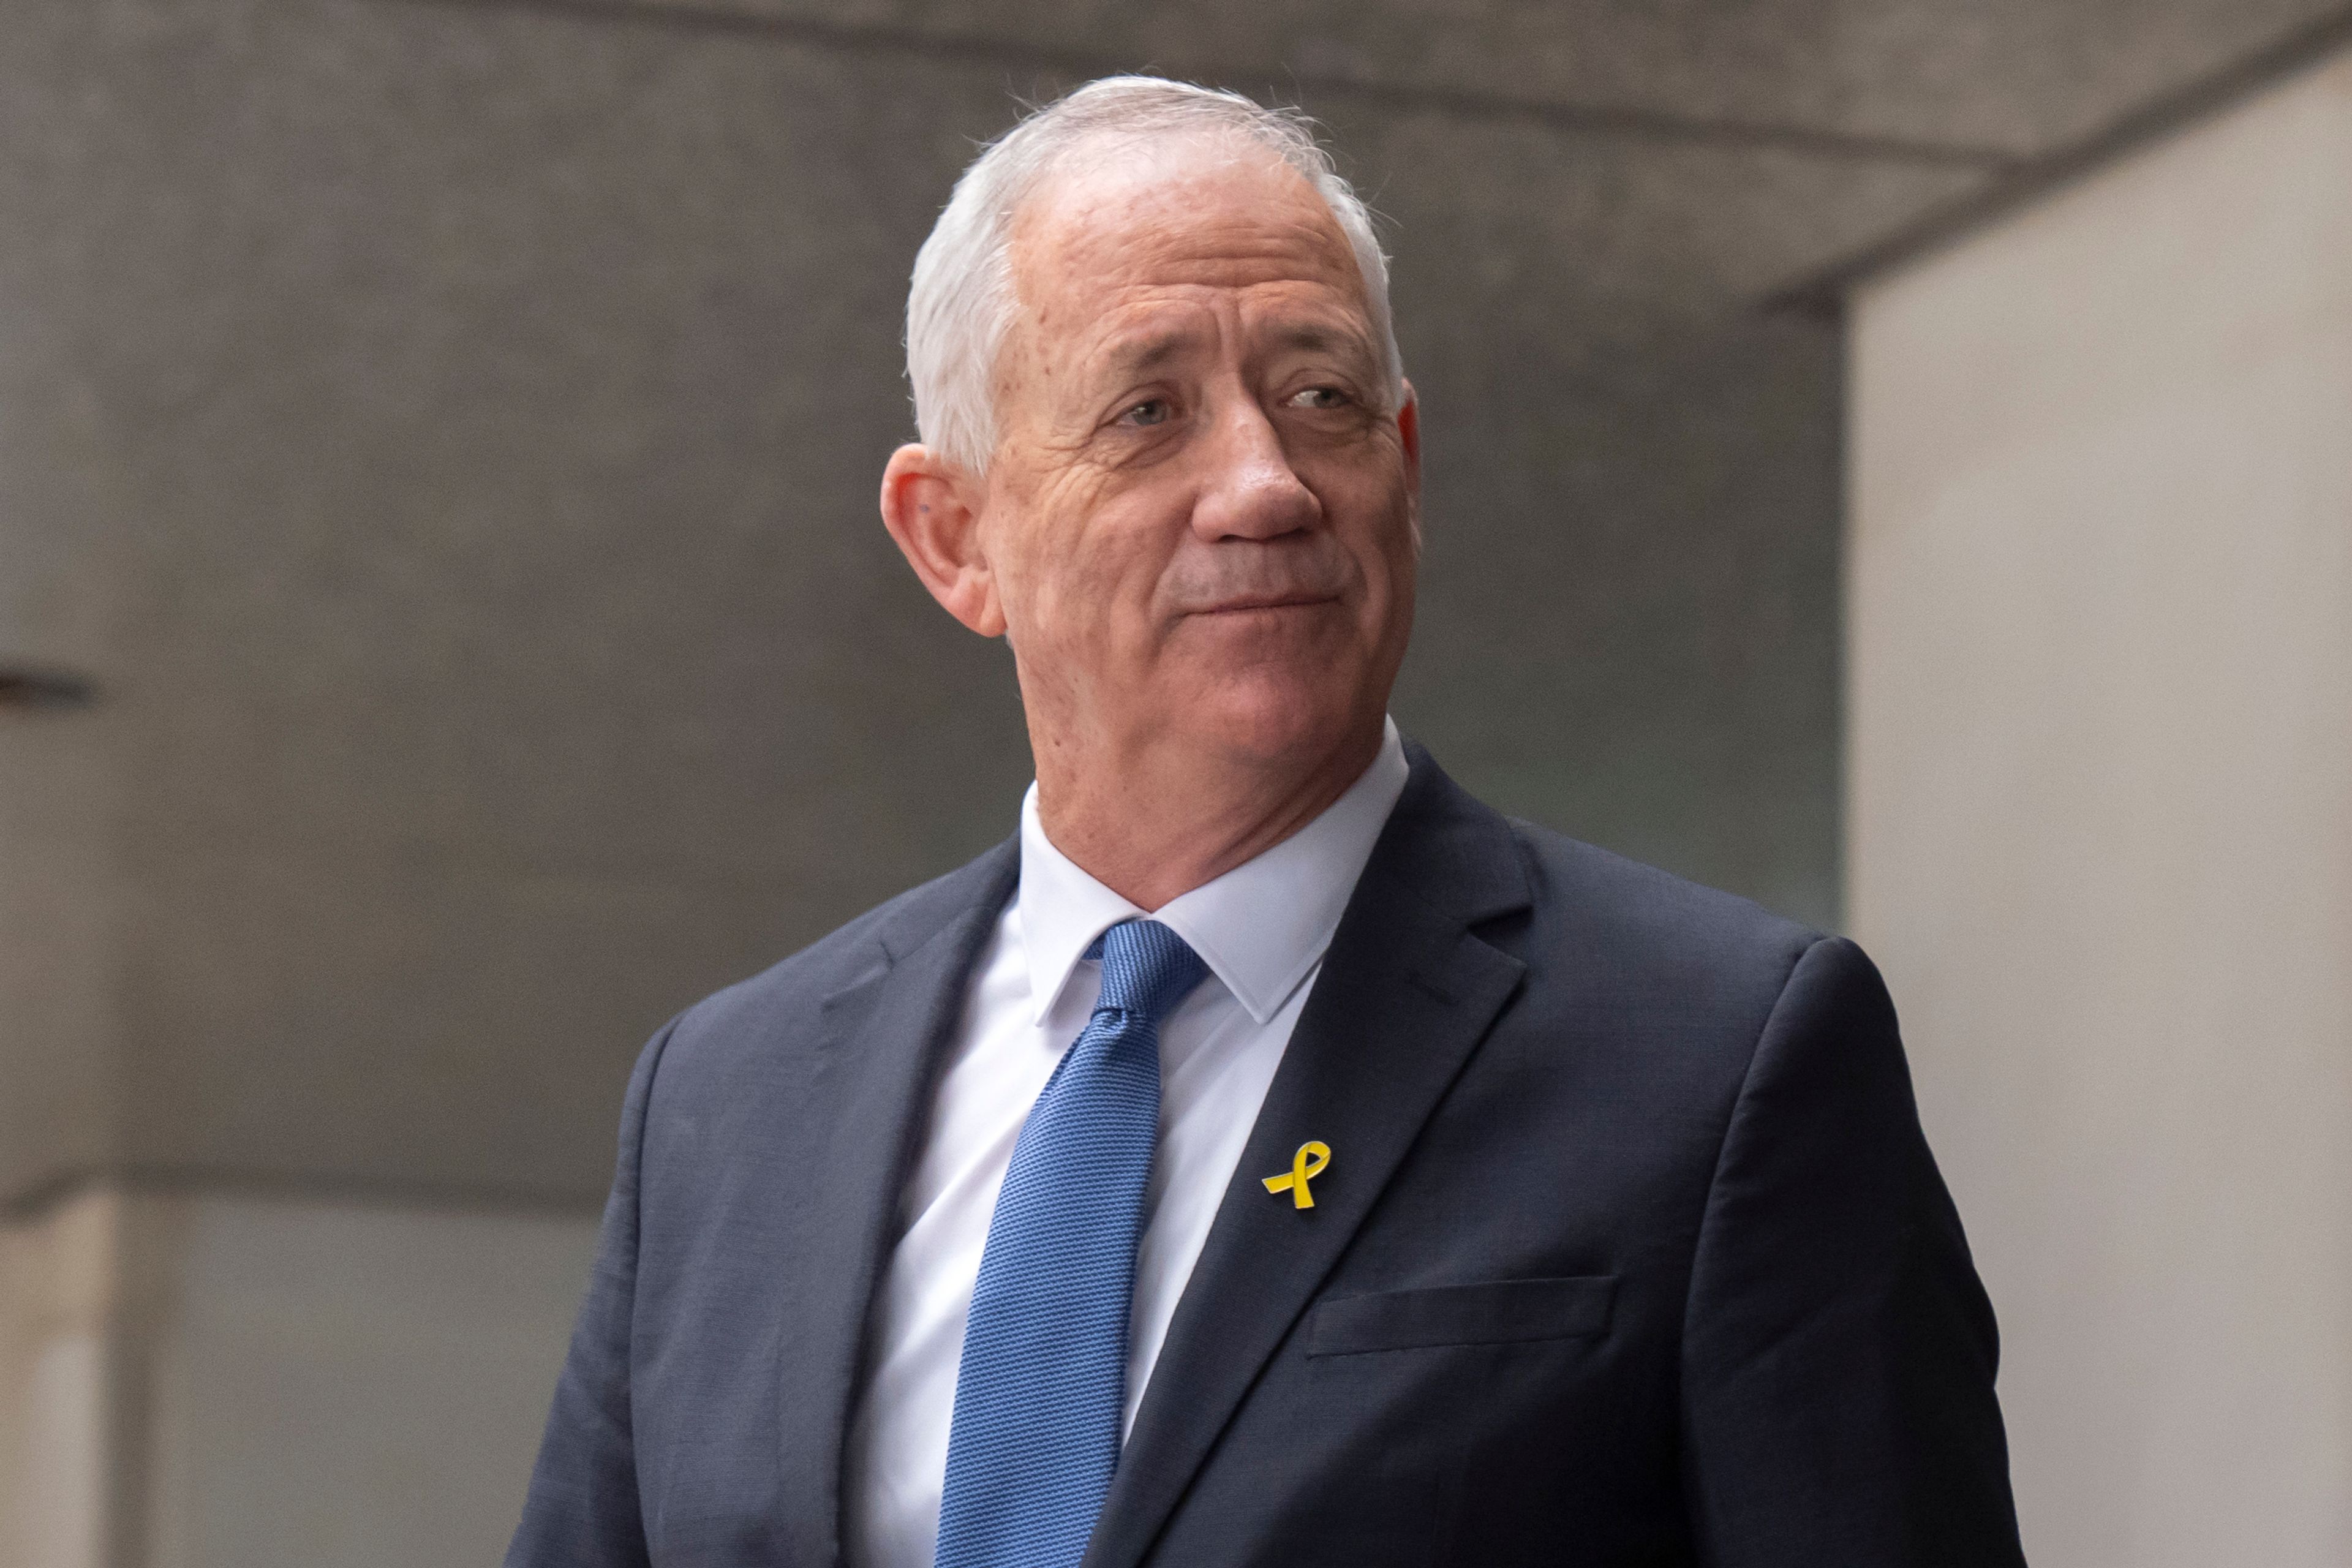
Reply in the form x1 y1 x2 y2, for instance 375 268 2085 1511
1679 937 2026 1566
505 1017 679 1568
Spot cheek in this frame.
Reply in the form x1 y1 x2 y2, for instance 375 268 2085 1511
993 469 1164 655
1317 468 1416 602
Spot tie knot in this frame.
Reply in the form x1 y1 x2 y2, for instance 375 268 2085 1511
1089 919 1208 1023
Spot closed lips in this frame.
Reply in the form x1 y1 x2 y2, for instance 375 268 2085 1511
1191 594 1337 614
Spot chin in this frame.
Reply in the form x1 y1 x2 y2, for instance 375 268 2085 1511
1178 669 1368 769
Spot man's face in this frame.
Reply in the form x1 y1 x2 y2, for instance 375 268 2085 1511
976 143 1419 774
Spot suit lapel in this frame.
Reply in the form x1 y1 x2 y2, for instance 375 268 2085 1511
1082 751 1532 1568
772 841 1019 1568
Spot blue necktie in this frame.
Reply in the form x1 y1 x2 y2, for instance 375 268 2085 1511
932 919 1208 1568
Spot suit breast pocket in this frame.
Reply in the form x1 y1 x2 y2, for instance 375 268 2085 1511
1306 1275 1618 1357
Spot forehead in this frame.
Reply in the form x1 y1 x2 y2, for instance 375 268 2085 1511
1006 141 1371 345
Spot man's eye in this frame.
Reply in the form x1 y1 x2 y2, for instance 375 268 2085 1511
1287 386 1349 410
1120 398 1172 427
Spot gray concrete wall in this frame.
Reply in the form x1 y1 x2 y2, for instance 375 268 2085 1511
1850 43 2352 1567
0 0 2015 1213
4 7 1986 1544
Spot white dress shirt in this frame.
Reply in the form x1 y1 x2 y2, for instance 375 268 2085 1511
842 718 1411 1568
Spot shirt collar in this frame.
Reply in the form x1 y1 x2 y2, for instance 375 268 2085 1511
1017 717 1411 1027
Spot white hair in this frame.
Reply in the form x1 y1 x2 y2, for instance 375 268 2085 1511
905 76 1403 475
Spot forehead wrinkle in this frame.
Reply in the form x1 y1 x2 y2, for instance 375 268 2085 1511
1096 322 1205 381
1078 288 1371 393
1035 207 1359 300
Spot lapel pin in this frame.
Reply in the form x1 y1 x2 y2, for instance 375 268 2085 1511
1262 1140 1331 1210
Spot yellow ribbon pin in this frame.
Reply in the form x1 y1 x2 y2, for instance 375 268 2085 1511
1262 1140 1332 1210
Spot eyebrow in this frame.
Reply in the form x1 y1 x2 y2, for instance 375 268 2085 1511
1265 322 1363 357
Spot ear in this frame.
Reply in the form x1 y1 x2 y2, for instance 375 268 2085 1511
879 443 1005 637
1396 380 1422 499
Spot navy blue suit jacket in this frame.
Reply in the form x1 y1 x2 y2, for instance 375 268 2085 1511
510 745 2025 1566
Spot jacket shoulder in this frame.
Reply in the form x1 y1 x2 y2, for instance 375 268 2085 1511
1393 741 1820 987
1510 816 1819 945
1502 815 1826 1022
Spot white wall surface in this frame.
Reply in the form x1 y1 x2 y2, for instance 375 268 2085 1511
0 1188 597 1568
1849 44 2352 1568
1 1193 118 1568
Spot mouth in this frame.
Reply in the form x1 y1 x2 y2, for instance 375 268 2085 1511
1185 593 1340 618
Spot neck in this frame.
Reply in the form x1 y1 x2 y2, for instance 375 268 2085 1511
1032 717 1385 911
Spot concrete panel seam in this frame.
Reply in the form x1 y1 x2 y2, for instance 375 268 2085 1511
4 1166 606 1226
1766 1 2352 314
386 0 2019 170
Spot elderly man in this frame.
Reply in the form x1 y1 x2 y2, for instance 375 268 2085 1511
509 77 2024 1568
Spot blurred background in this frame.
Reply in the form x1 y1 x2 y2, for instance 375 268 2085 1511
2 2 2346 1563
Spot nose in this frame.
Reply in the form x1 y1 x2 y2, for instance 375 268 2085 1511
1189 398 1321 542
